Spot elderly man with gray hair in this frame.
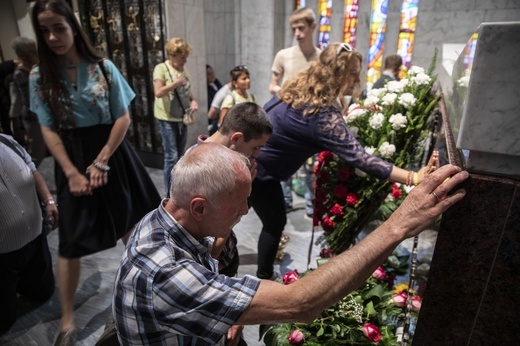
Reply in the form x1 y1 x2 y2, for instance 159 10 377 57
113 143 468 345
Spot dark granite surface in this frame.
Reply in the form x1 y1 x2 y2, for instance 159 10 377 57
414 99 520 344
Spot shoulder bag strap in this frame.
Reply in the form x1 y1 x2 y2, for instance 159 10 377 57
0 135 25 160
164 63 188 112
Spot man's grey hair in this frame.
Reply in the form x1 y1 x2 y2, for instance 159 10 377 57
11 37 36 59
170 143 251 208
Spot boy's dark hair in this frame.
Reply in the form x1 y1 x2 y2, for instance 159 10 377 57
219 102 272 142
384 54 403 72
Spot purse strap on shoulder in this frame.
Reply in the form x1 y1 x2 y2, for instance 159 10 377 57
165 63 190 113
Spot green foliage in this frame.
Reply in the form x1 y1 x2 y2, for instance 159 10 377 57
261 254 417 345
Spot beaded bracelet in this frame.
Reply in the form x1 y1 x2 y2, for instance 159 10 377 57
93 161 110 172
406 170 412 186
413 172 419 186
42 197 57 207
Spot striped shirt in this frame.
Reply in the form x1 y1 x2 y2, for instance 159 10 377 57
113 199 260 345
0 134 41 253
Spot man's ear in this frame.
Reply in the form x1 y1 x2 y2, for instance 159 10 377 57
310 22 317 31
190 197 206 221
229 132 243 146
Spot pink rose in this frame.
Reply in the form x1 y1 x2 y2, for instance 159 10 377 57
362 323 382 342
372 266 387 280
320 248 334 258
392 292 408 307
412 295 422 311
329 203 344 216
288 329 304 345
282 269 299 285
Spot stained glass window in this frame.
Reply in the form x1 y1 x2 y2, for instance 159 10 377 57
397 0 419 68
463 33 478 71
317 0 333 49
366 0 388 91
342 0 359 47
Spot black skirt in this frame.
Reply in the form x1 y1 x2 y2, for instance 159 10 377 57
55 125 161 258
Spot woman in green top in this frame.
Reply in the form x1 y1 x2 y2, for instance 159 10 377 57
153 37 199 193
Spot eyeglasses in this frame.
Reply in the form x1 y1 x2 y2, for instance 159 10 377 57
232 65 248 72
336 43 353 56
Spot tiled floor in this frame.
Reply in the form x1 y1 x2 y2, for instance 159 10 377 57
0 157 437 345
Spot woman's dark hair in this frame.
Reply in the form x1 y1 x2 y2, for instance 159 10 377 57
31 0 103 127
230 65 249 82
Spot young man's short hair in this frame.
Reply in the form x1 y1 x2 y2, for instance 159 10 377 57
384 54 403 72
289 7 316 26
219 102 273 142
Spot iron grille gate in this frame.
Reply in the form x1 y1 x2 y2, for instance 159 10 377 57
78 0 165 166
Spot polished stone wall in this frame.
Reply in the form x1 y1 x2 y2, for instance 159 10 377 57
414 174 520 343
413 98 520 344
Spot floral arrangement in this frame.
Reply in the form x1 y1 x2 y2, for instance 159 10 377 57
314 59 439 254
261 253 421 345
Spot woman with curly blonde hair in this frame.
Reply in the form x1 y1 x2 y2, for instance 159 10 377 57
249 42 438 280
153 37 199 193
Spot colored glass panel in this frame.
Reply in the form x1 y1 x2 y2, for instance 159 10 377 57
397 0 420 68
342 0 359 47
463 33 478 71
317 0 333 49
366 0 388 90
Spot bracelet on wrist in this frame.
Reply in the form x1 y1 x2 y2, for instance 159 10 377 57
42 198 57 207
413 172 419 186
93 161 110 172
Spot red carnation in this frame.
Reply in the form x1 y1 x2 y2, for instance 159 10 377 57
312 214 320 226
391 188 402 199
313 163 321 175
314 189 327 203
329 203 344 216
333 185 348 198
318 151 333 164
345 192 360 207
321 216 336 233
337 167 351 182
316 170 330 185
